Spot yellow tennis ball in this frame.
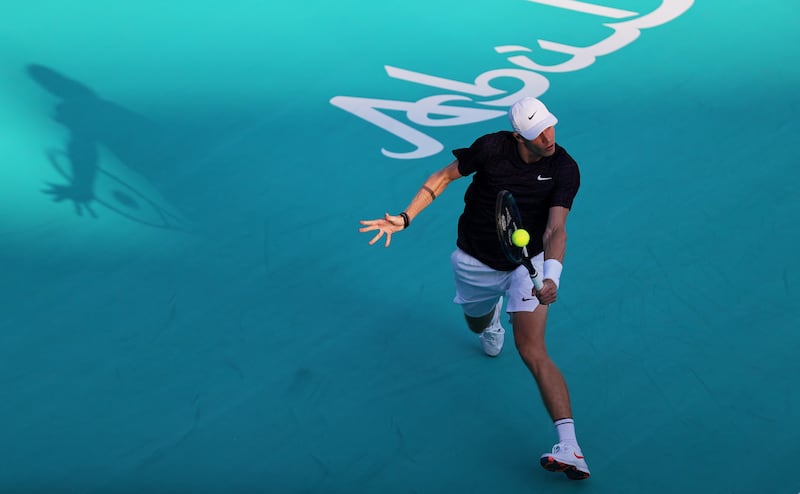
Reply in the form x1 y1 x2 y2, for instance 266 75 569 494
511 228 530 247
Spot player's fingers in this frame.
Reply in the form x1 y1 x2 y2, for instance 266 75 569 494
384 232 392 248
368 230 384 245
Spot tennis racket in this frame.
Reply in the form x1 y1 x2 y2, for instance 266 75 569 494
495 189 543 291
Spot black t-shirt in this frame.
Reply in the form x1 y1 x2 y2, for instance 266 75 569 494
453 131 580 271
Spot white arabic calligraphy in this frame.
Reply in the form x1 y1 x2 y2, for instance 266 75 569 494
330 0 694 159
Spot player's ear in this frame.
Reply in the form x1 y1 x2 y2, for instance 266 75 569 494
512 132 524 142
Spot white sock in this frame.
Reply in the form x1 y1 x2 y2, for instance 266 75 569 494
554 418 579 449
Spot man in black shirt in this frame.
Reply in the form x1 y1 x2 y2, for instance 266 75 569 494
359 97 590 480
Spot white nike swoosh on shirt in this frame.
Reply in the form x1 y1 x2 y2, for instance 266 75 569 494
537 175 552 181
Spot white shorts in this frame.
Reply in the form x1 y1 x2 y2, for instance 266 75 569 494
450 248 544 317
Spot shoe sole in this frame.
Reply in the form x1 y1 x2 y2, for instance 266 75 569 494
540 455 590 480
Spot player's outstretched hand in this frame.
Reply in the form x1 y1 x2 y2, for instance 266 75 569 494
359 213 406 247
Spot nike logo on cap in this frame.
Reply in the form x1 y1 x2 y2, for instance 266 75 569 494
528 111 537 120
574 452 585 459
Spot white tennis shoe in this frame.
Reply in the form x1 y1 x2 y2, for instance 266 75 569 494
479 325 504 357
539 442 591 480
479 298 504 357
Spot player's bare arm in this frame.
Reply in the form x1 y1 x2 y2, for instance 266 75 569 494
359 160 463 247
538 206 569 303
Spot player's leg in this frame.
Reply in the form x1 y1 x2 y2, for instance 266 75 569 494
450 248 507 356
506 262 590 480
511 307 572 419
463 308 495 334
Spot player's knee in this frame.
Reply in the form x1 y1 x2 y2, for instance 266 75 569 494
516 342 549 370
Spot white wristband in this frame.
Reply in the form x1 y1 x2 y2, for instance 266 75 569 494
543 259 563 288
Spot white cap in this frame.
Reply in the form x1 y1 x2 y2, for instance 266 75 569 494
509 97 558 140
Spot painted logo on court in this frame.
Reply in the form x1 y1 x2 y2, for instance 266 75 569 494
331 0 694 159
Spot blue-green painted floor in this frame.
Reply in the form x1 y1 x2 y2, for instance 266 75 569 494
1 1 798 493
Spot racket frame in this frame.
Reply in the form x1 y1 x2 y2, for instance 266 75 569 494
495 190 544 291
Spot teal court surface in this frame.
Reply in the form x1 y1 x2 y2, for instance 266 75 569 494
1 1 798 493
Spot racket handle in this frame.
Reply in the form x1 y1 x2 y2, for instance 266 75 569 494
531 271 544 291
521 246 544 291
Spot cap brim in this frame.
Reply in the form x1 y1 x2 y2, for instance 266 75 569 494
519 114 558 140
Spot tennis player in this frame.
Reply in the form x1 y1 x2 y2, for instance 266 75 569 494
359 96 589 480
